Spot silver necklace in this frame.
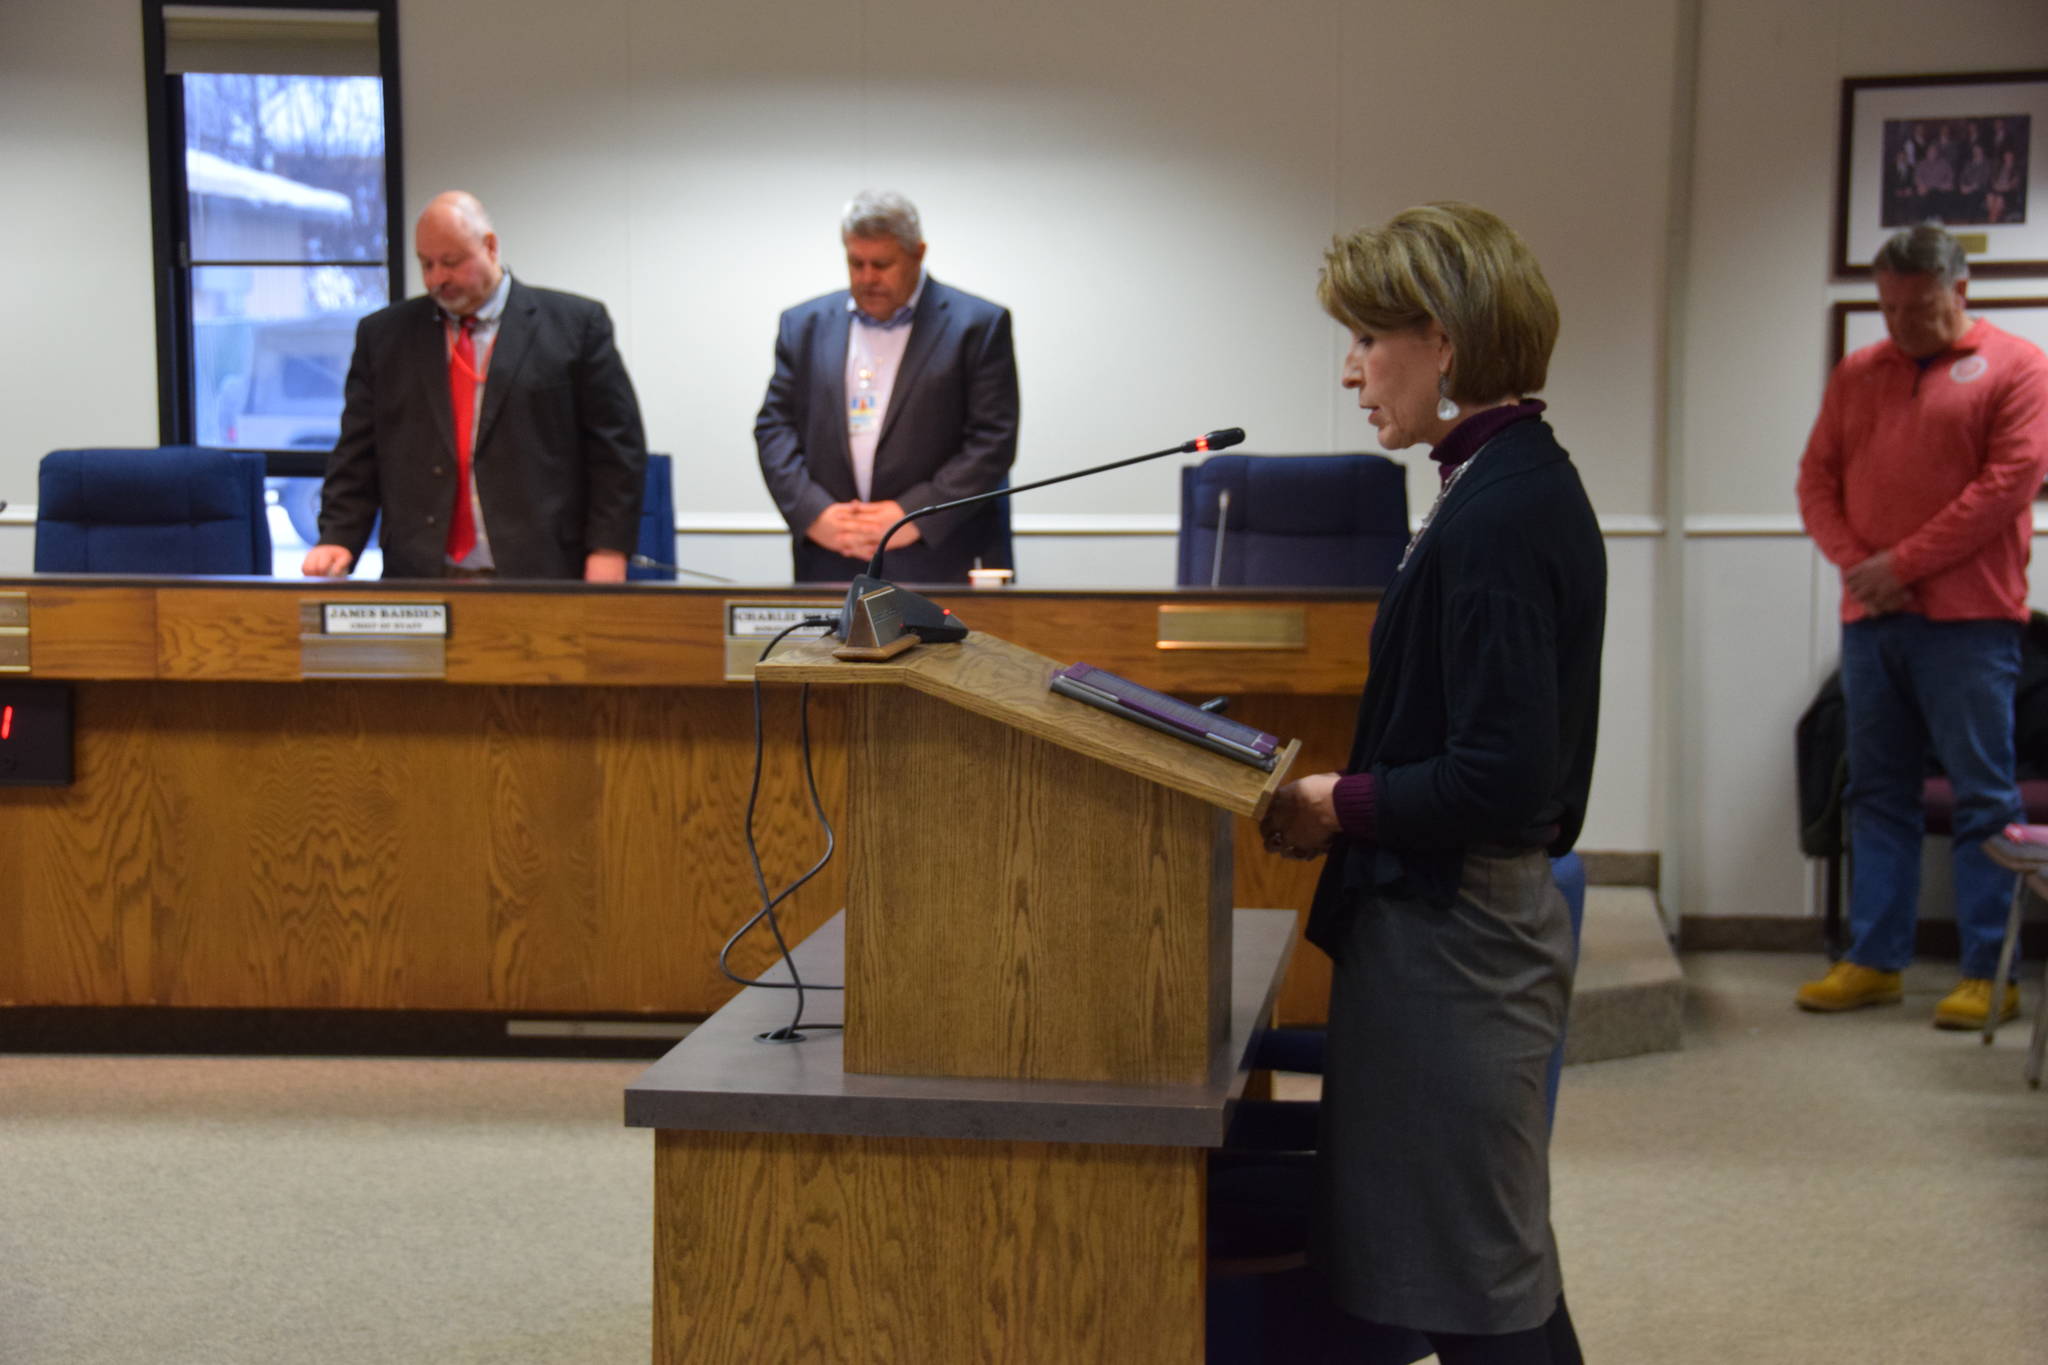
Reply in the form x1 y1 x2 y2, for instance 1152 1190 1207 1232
1398 444 1488 572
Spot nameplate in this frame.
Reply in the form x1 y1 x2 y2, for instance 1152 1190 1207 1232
723 600 841 680
300 600 448 679
1155 604 1306 651
0 592 25 673
321 603 450 637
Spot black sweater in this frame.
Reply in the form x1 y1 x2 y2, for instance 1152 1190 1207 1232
1307 418 1606 950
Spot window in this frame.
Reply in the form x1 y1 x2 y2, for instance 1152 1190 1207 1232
144 0 402 559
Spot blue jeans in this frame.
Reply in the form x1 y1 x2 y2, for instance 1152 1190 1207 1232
1841 616 2022 979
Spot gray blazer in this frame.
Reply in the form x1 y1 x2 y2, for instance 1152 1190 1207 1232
753 277 1019 582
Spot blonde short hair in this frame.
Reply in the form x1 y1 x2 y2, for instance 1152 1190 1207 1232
1318 202 1559 402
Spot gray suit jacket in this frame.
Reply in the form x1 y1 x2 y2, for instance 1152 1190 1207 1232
319 278 648 579
753 277 1019 582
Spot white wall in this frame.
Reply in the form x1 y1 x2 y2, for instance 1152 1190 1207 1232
8 0 2045 914
0 0 160 468
390 0 1675 533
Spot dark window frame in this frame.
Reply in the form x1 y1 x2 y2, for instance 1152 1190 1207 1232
142 0 404 477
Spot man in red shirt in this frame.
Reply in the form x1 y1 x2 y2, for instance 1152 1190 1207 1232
1796 224 2048 1027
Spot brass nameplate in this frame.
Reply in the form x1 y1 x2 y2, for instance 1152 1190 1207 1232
1155 604 1307 651
723 600 841 681
300 634 447 679
0 592 26 672
1956 232 1990 254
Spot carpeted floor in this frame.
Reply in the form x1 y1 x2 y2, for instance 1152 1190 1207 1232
2 952 2043 1364
0 1056 652 1365
1548 953 2048 1364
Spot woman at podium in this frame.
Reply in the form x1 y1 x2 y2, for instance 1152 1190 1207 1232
1260 202 1605 1365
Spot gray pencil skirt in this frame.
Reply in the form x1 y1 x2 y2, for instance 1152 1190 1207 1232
1310 848 1576 1336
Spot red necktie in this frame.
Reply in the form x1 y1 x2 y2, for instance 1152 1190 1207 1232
446 316 479 563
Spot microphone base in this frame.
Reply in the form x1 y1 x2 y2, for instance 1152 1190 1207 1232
833 633 920 662
834 574 968 657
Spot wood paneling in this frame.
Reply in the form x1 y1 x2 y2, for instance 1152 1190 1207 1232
842 686 1230 1085
25 587 156 677
654 1129 1204 1364
3 683 160 1005
929 591 1370 696
155 588 303 680
0 680 846 1013
3 582 1368 1024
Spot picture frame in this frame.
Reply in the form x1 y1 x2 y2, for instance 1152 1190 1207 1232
1833 69 2048 278
1828 295 2048 369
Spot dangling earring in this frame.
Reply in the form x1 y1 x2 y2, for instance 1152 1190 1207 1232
1436 375 1459 423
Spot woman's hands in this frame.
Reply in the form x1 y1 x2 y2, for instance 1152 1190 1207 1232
1260 772 1343 860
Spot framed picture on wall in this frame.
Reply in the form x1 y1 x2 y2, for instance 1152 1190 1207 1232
1828 295 2048 368
1833 69 2048 278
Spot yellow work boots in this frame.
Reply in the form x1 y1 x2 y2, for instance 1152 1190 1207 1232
1796 962 1904 1012
1932 978 2021 1030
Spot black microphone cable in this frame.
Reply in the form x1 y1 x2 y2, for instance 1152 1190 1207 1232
717 615 846 1041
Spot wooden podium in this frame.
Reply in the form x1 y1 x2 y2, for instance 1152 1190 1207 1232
628 629 1303 1362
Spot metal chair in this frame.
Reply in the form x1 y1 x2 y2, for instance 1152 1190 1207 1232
1980 835 2048 1084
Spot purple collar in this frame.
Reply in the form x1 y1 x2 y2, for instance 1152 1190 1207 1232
1431 400 1546 485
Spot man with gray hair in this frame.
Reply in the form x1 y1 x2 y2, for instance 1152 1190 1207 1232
755 191 1019 581
1796 223 2048 1026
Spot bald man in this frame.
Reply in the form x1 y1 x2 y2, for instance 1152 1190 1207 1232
303 191 647 581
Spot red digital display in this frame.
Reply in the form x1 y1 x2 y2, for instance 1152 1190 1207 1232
0 684 71 785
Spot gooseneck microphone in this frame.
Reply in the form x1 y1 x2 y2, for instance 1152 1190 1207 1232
626 553 735 583
865 427 1245 582
834 428 1246 653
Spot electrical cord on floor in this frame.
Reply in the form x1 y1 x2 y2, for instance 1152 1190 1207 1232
716 617 846 1041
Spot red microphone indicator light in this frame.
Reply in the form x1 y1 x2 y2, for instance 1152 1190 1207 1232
1184 428 1244 455
1 705 10 740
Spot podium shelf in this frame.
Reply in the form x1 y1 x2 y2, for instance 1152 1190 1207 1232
624 908 1296 1147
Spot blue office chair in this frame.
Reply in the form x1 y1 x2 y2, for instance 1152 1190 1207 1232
35 447 272 574
629 453 677 581
1205 851 1588 1363
1177 453 1409 588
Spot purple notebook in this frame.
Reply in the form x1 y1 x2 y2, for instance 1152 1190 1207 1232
1048 662 1279 770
